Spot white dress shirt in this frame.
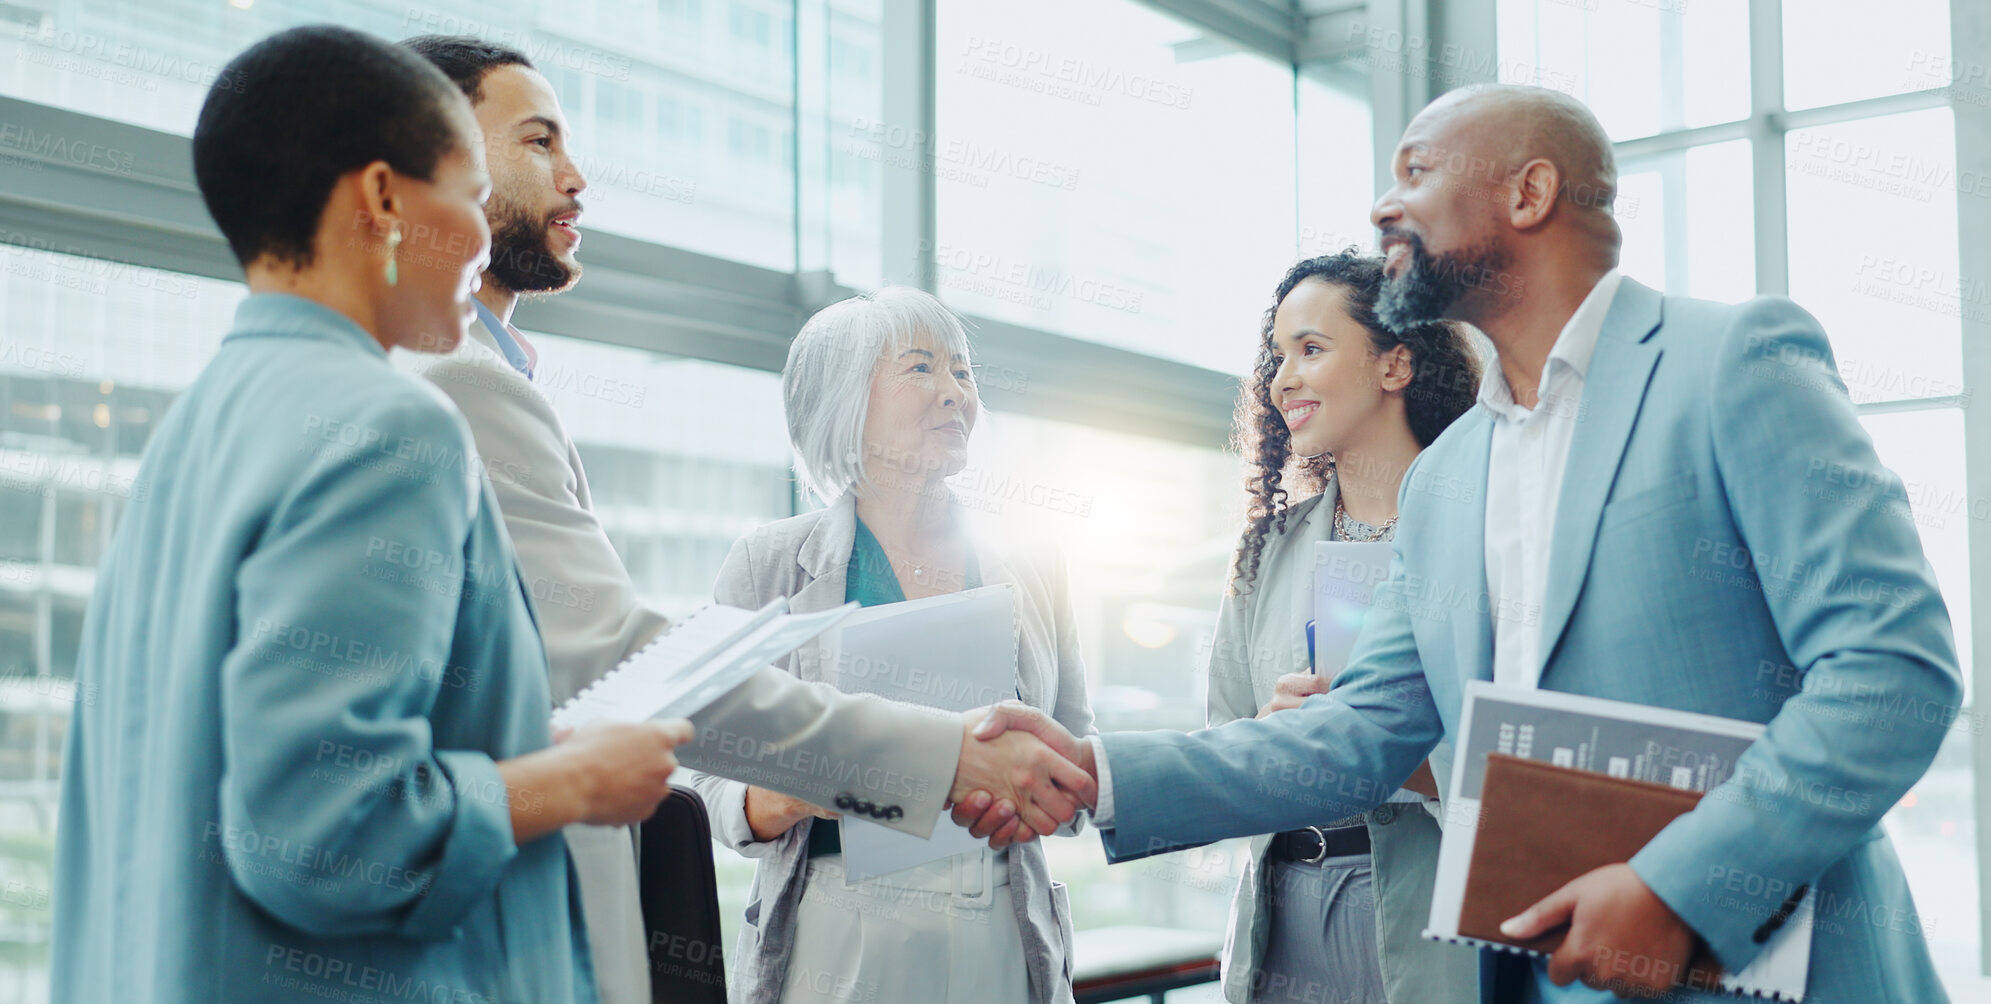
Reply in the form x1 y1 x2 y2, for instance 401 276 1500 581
1482 268 1623 689
1092 271 1627 827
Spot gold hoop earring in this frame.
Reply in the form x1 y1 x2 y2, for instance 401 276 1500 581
384 224 402 286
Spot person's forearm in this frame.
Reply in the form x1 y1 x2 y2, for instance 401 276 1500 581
497 747 591 845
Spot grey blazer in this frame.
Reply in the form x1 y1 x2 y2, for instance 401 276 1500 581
687 493 1096 1004
398 317 965 1004
1204 480 1478 1004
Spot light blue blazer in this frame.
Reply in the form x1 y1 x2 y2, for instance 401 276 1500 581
53 294 596 1003
1096 278 1958 1003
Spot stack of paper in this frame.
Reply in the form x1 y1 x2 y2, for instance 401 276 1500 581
552 597 860 731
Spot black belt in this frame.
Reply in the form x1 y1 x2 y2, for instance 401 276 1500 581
1268 824 1370 864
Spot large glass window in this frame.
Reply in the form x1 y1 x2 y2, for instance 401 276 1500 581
1786 108 1963 404
1616 139 1755 304
1495 0 1750 141
1297 73 1378 260
0 0 799 269
521 331 796 615
934 0 1298 375
1784 0 1951 111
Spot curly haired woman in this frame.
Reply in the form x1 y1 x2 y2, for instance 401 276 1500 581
1207 250 1485 1004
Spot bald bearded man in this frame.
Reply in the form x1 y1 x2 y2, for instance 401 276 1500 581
964 84 1957 1003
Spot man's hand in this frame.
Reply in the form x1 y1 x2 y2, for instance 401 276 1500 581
1502 863 1699 998
1256 671 1331 718
947 702 1096 849
744 786 839 842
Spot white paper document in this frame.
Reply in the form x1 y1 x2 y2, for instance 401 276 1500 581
826 584 1019 882
1312 541 1396 675
551 598 860 731
1424 681 1813 1001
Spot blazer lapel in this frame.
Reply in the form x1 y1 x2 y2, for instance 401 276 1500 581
1537 279 1665 680
788 496 857 682
1446 417 1496 686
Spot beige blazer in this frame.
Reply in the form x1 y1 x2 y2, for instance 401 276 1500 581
398 317 965 1004
689 493 1095 1004
1204 480 1478 1004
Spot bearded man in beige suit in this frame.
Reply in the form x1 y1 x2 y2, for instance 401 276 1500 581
397 35 1095 1004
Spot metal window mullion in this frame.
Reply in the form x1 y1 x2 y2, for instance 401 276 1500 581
879 0 936 290
1748 0 1788 297
1948 0 1991 977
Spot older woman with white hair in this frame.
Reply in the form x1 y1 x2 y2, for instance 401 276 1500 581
684 286 1095 1004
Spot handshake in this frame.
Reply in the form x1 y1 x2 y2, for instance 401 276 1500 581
945 701 1097 848
742 702 1100 847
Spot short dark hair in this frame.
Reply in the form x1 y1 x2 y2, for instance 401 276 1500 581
192 25 467 269
401 35 534 104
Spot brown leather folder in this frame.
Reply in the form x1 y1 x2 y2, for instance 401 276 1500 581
1459 753 1724 986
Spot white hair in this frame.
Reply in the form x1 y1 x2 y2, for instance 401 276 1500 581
783 285 975 504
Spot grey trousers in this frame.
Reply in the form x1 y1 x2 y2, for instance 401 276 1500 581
1248 852 1387 1004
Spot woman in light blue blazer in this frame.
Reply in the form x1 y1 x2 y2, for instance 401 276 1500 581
52 27 689 1004
1207 251 1482 1004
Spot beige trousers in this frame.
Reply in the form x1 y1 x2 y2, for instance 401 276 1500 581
779 851 1031 1004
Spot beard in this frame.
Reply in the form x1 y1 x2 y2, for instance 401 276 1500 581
485 193 580 295
1374 231 1510 332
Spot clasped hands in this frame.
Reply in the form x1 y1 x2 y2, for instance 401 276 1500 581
746 702 1098 848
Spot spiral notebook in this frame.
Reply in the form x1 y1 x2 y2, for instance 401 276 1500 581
1423 682 1812 1002
551 597 861 731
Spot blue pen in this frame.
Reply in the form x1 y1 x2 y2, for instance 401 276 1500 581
1305 618 1316 673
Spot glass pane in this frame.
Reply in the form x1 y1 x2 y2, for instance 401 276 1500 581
1495 0 1749 141
0 0 797 269
1785 108 1961 406
1785 0 1951 111
520 331 796 616
1296 72 1377 260
1616 139 1754 303
934 0 1297 374
1858 409 1985 998
799 0 886 289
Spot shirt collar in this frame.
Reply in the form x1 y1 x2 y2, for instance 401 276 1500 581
1476 268 1624 419
224 293 388 359
472 297 536 380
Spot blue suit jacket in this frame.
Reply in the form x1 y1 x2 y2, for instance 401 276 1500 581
1098 279 1958 1003
52 294 597 1003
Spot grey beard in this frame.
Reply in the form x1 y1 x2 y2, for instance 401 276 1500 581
1375 239 1509 332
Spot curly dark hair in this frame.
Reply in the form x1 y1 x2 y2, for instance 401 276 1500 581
1229 249 1483 593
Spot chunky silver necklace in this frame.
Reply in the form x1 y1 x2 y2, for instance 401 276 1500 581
1333 495 1399 542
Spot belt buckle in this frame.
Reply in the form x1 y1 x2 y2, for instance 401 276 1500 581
1299 825 1330 864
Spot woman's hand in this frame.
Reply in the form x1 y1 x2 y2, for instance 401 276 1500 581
1256 670 1333 718
500 719 694 844
744 786 840 842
